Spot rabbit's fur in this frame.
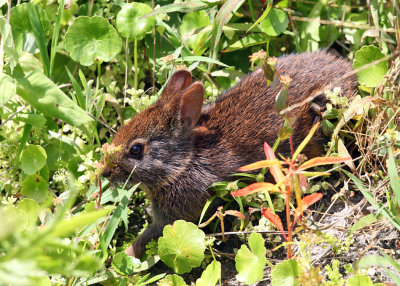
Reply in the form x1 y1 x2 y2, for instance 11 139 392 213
102 51 358 258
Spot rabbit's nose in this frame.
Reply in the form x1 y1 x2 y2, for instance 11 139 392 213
102 166 112 177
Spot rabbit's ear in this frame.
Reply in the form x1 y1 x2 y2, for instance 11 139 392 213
179 82 204 129
159 70 192 103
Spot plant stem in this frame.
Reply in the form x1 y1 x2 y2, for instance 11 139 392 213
152 0 156 94
247 0 255 22
0 34 5 73
96 60 101 92
293 173 302 214
289 135 294 157
123 37 129 107
285 185 292 259
88 0 94 17
134 39 138 90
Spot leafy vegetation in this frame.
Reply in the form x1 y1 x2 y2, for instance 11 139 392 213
0 0 399 285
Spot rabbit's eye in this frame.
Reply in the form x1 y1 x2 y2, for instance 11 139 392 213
130 143 143 157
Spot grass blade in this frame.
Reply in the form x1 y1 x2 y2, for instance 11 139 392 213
222 33 268 53
142 0 210 18
176 56 230 67
66 66 86 109
210 0 245 66
100 183 140 253
27 4 50 77
344 170 400 232
49 0 65 77
292 122 320 161
387 146 400 203
246 0 272 32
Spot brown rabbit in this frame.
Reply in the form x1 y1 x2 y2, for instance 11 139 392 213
102 51 357 258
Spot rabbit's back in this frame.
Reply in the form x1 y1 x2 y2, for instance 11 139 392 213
196 51 357 176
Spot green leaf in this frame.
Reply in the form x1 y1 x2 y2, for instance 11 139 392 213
19 51 43 73
112 252 141 275
51 207 114 237
141 273 166 285
13 65 93 126
235 232 267 285
358 253 400 285
275 88 288 113
278 126 293 140
349 213 378 234
387 146 400 203
271 259 299 286
21 174 48 203
27 3 50 76
159 274 188 286
299 0 327 51
17 198 40 228
246 0 272 33
179 11 210 51
21 145 47 175
196 261 221 286
144 1 209 17
353 45 388 87
0 73 16 107
65 66 85 109
65 16 122 66
116 3 156 41
259 8 289 36
49 0 65 77
321 119 334 136
15 114 46 128
101 184 139 251
223 33 268 53
343 170 400 232
358 254 395 269
210 0 245 61
0 19 18 71
346 274 373 286
10 3 50 54
175 56 229 67
158 220 206 274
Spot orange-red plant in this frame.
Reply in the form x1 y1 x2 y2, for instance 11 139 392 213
231 122 351 258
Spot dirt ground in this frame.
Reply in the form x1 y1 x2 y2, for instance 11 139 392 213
121 175 400 285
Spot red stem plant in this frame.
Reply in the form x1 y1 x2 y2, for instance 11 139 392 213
231 122 351 258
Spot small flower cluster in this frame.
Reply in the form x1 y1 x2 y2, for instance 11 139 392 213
325 87 348 107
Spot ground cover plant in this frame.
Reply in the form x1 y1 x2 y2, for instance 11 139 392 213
0 0 399 285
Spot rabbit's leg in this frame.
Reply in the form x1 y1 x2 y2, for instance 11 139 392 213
125 223 163 258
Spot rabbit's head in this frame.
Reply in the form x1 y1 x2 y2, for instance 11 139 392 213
102 70 204 189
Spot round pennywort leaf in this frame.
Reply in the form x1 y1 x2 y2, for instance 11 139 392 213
65 16 122 66
196 261 221 286
158 220 206 274
235 232 267 284
271 259 300 286
116 3 156 41
112 252 141 275
17 198 40 229
179 11 210 51
21 145 47 175
353 45 388 87
158 274 187 286
22 174 48 203
260 8 289 36
10 3 50 53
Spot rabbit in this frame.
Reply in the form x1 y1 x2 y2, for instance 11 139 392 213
102 50 358 258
